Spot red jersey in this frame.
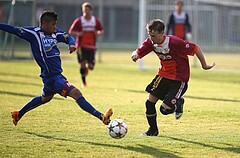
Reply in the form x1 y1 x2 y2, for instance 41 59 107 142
173 11 187 39
137 35 198 82
166 11 191 40
69 16 103 50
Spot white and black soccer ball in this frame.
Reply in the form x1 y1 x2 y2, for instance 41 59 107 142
108 119 128 139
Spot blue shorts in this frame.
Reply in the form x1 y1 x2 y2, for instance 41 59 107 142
42 74 75 97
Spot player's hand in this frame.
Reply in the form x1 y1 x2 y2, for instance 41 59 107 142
131 50 139 62
95 30 103 36
69 45 76 54
202 62 216 70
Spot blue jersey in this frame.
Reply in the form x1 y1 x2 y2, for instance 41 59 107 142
0 23 75 78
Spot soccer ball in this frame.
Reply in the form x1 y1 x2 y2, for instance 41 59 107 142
108 119 128 139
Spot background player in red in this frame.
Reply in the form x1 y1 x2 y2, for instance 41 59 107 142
131 19 215 136
166 0 192 40
69 2 104 88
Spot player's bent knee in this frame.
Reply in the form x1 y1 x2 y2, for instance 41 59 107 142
160 105 175 115
69 88 82 100
89 67 94 70
88 64 94 70
41 95 53 103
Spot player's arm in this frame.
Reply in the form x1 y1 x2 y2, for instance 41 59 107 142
131 38 153 62
95 19 104 36
68 18 82 37
0 22 23 37
166 14 174 35
131 47 152 62
67 34 76 54
68 44 76 54
69 30 83 37
185 13 192 33
131 50 139 62
185 14 192 40
0 23 33 42
195 47 215 70
56 29 76 54
56 29 75 44
95 29 104 36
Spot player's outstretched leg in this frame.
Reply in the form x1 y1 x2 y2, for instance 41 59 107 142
175 97 185 120
101 108 113 125
11 96 43 126
76 96 113 125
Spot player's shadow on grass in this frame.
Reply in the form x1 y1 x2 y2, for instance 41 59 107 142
0 79 42 87
0 90 64 100
161 135 240 154
24 131 179 158
124 89 240 103
0 72 39 79
184 95 240 103
87 142 179 158
0 90 37 98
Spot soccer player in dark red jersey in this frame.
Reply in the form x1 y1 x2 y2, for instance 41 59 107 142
0 11 112 126
69 2 104 88
166 0 192 40
131 19 215 136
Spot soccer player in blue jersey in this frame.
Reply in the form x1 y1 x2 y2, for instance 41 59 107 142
0 11 112 126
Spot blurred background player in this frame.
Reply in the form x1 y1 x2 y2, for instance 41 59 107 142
0 11 112 126
166 0 192 40
131 19 215 136
69 2 104 88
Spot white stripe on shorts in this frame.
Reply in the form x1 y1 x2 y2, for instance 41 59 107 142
175 82 185 99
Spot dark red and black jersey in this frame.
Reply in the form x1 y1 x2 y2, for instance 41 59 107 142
69 16 103 50
166 11 192 40
137 35 198 82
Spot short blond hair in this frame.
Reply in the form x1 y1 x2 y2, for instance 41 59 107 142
82 2 93 10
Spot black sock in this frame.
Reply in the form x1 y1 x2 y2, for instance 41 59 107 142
80 68 86 84
145 100 158 131
81 76 86 84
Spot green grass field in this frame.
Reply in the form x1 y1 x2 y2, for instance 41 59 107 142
0 51 240 158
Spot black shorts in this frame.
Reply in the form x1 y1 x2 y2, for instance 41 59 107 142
77 48 96 65
146 75 188 106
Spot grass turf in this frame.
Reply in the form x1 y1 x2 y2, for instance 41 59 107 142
0 51 239 158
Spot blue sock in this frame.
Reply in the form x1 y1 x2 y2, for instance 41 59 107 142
76 96 102 120
19 96 43 118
